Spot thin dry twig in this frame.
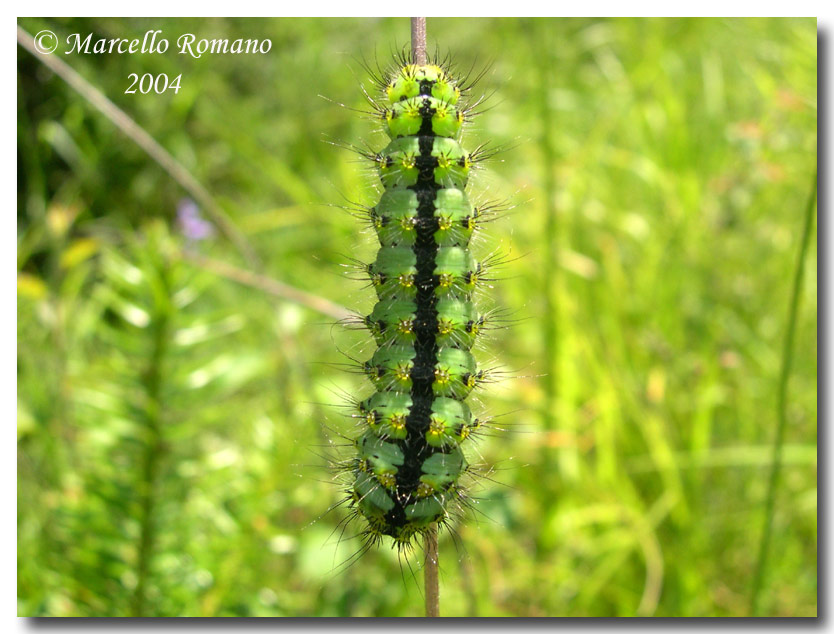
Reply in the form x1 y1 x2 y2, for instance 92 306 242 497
18 25 353 322
181 250 352 322
17 25 260 270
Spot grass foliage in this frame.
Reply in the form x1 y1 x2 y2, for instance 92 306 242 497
17 17 817 616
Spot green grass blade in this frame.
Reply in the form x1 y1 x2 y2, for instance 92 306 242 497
749 170 817 616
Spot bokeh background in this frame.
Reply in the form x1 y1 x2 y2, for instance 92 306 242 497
17 17 817 617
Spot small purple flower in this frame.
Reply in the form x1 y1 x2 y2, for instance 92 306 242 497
177 198 215 242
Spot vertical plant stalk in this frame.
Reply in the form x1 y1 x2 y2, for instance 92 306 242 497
411 16 439 618
424 525 440 617
749 171 817 616
411 17 427 65
530 21 566 476
132 271 172 617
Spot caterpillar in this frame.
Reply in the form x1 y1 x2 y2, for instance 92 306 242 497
336 50 499 552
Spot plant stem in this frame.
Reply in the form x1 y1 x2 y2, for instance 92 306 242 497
424 526 439 617
411 18 427 65
132 260 173 616
749 171 817 615
527 19 567 478
180 249 352 321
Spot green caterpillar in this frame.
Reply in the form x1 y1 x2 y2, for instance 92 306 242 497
340 54 495 549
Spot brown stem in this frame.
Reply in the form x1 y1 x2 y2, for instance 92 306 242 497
424 526 439 617
411 18 427 65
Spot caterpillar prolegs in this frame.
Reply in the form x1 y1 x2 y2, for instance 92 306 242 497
339 54 497 550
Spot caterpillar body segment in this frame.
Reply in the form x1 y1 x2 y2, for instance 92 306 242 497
376 136 471 190
364 345 481 399
368 245 481 300
386 96 464 138
345 59 491 547
372 188 478 249
364 296 484 350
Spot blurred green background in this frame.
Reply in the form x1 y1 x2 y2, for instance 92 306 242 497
17 17 817 617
